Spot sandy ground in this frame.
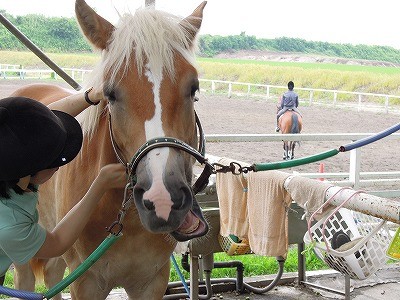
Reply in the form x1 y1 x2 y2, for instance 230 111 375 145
215 50 400 67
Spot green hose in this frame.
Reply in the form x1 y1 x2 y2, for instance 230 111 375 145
253 149 339 171
44 234 121 299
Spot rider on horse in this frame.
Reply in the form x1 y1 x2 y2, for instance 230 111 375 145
275 81 302 132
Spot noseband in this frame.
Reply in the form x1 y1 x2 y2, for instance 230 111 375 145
108 111 213 195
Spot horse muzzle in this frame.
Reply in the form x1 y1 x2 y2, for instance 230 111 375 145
133 176 209 241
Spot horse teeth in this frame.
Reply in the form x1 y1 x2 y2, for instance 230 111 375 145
180 218 200 234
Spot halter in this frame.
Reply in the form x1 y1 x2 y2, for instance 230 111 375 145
108 111 213 195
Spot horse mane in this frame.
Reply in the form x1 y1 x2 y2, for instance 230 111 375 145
79 7 199 135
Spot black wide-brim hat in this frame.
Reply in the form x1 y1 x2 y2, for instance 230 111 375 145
0 96 83 181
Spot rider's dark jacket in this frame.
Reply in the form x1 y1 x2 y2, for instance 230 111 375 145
280 90 299 109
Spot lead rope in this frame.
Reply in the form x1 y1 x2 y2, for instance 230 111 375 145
106 183 134 235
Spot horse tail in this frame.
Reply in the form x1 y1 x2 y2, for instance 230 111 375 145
291 114 301 148
29 259 45 284
291 114 300 134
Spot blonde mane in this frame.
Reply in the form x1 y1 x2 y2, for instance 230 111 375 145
79 7 199 135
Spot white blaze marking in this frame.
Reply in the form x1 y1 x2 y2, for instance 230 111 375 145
143 64 173 221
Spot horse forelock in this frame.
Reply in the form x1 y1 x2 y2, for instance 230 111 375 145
80 7 199 135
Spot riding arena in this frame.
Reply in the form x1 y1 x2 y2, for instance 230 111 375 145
0 1 400 300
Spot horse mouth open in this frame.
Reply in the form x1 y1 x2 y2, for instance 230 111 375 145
171 207 209 242
133 182 209 242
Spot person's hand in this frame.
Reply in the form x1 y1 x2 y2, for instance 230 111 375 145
87 87 106 103
96 163 127 190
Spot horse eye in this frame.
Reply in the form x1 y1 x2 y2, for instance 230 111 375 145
190 82 199 102
105 89 117 103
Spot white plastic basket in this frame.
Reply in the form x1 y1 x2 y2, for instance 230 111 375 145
303 189 392 280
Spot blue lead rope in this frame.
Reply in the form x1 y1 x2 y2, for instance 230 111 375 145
340 122 400 152
0 285 43 300
170 255 190 296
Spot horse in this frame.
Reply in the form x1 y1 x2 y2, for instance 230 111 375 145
10 0 209 299
278 110 303 160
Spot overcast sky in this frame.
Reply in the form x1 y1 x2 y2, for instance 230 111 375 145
1 0 399 49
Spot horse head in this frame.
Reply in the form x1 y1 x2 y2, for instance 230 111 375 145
75 0 208 241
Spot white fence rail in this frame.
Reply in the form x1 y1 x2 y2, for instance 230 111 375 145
205 132 400 198
1 65 400 113
0 65 91 82
199 79 400 114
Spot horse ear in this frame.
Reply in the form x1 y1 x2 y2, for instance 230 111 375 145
181 1 207 43
75 0 115 50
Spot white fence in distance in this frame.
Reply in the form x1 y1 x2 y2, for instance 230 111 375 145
0 64 91 82
1 65 400 114
199 79 400 114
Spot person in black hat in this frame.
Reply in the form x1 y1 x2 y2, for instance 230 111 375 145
275 81 302 132
0 88 126 284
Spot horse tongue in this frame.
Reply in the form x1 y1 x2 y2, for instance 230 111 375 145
178 211 200 234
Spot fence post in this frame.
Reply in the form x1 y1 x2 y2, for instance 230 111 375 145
228 82 232 98
266 85 270 100
211 81 215 94
385 96 389 113
349 147 361 189
247 84 251 97
333 92 337 107
309 90 313 105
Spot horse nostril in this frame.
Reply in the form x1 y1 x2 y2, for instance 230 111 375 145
171 187 192 210
143 199 155 211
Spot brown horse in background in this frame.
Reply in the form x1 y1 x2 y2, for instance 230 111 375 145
10 0 208 299
278 110 303 160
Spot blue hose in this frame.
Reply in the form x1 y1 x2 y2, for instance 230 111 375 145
170 255 190 296
339 122 400 152
0 285 43 299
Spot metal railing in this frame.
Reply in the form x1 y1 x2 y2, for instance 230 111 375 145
205 132 400 198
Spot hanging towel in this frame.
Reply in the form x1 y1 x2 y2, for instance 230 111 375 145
285 175 333 220
216 157 249 239
247 170 292 257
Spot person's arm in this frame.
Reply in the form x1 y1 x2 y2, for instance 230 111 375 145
47 87 104 117
34 163 126 258
295 95 299 107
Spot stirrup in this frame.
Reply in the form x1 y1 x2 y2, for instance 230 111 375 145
275 126 280 132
